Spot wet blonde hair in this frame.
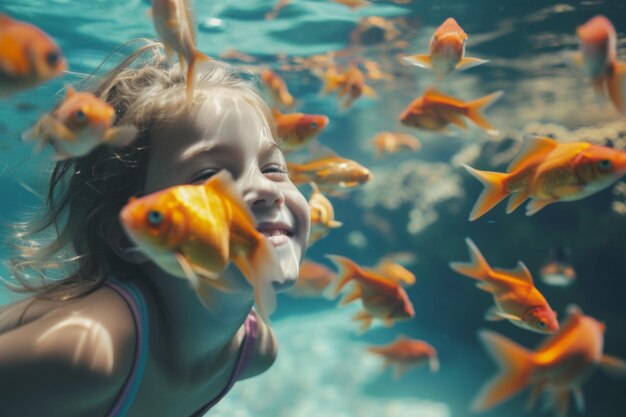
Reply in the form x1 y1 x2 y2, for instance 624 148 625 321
6 39 277 300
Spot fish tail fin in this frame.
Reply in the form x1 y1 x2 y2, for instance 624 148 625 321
608 61 626 114
232 237 279 324
462 164 509 221
466 91 504 135
326 254 361 298
402 54 433 69
449 237 493 282
472 329 534 412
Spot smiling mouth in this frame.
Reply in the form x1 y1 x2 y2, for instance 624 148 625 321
257 223 294 246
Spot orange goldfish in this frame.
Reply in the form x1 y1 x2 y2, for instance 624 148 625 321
372 131 421 157
327 254 415 333
399 87 502 135
450 238 558 334
473 306 626 416
150 0 216 103
539 247 576 287
261 68 295 108
288 259 336 298
22 87 138 160
403 17 488 79
308 182 342 245
463 135 626 221
0 14 67 98
571 15 626 113
367 336 439 378
119 170 282 323
273 109 329 152
323 62 376 109
287 155 372 194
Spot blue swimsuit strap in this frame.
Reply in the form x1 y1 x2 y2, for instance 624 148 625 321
103 278 149 417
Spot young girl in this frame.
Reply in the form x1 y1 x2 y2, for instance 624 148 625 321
0 40 310 417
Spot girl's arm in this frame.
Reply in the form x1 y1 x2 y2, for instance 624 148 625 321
0 289 136 416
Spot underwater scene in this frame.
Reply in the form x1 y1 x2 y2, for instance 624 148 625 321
2 0 626 416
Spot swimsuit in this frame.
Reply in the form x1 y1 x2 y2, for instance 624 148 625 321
104 277 258 417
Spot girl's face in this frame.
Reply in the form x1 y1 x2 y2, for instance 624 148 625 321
143 94 310 291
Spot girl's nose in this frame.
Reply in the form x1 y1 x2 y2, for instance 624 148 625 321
242 174 285 209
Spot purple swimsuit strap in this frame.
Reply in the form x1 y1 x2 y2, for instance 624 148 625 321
190 310 259 416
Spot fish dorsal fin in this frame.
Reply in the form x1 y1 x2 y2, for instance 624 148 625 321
496 261 534 284
424 87 456 102
507 135 558 173
203 170 255 225
64 86 76 99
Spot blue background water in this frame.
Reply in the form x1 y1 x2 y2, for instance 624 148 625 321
1 1 626 416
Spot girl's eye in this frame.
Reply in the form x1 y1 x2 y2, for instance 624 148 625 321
190 168 220 184
263 164 288 179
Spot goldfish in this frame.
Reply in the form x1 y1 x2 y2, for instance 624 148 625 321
327 254 415 333
150 0 216 104
288 259 336 298
287 155 372 194
308 182 342 246
0 14 67 98
372 131 421 157
323 62 376 109
403 17 488 79
570 15 626 114
463 135 626 221
273 109 329 152
22 87 138 160
119 170 283 323
367 336 439 378
473 306 626 416
399 87 502 135
261 68 295 108
539 247 576 287
449 238 559 334
350 17 401 46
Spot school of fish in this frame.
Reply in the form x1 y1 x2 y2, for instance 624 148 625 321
2 4 626 417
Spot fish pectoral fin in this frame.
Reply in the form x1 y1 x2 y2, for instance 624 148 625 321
353 310 373 333
383 318 394 327
46 117 77 142
392 363 406 380
484 306 507 321
525 198 556 216
102 126 139 147
475 282 495 293
599 354 626 377
456 57 489 71
329 220 343 228
497 311 522 322
338 284 361 306
402 54 432 69
174 252 201 288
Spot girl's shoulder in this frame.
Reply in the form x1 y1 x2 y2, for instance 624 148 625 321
0 285 137 416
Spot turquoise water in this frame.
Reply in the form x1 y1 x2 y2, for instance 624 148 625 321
1 1 626 416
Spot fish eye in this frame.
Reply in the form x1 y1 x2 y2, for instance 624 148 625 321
46 51 60 67
597 159 612 170
310 122 318 129
75 110 87 122
147 210 164 227
538 320 547 329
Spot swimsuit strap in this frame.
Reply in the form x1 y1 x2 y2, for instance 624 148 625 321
190 310 259 416
103 278 150 417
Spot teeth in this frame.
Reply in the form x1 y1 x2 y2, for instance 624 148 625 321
260 229 290 237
